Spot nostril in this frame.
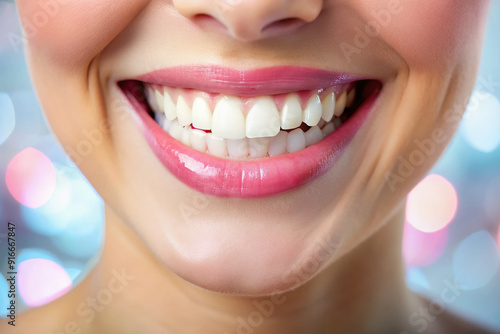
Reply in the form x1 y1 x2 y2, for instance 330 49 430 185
261 17 306 34
193 13 226 30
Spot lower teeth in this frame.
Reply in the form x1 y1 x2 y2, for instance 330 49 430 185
154 113 342 159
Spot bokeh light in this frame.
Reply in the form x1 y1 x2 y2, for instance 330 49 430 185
0 273 8 318
406 174 458 232
18 259 72 307
405 267 431 292
6 147 56 208
17 248 61 266
21 166 75 236
47 168 105 258
453 230 500 290
403 222 448 267
0 92 15 146
462 91 500 153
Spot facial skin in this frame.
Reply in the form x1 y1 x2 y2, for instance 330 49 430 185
9 0 490 333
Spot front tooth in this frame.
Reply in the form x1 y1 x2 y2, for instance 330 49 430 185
280 94 302 130
287 128 306 153
246 97 280 138
163 89 177 120
305 126 323 147
268 131 288 157
303 95 322 127
176 95 192 126
206 133 228 158
249 137 270 158
227 139 249 159
190 129 207 153
346 89 356 108
154 89 164 113
322 122 335 137
212 96 246 140
334 91 346 117
168 120 182 141
192 97 212 130
321 93 335 122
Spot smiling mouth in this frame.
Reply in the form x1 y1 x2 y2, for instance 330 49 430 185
119 66 381 197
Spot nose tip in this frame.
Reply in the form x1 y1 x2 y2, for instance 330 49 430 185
173 0 323 42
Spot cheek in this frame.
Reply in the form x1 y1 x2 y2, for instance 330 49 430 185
356 0 487 68
16 0 149 66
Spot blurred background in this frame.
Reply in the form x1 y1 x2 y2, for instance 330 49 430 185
0 0 499 330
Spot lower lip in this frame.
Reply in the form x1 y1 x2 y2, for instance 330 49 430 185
124 84 379 198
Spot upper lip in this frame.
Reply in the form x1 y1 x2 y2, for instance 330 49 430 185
135 65 367 97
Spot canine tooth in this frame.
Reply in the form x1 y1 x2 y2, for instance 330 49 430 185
346 88 356 108
176 95 192 126
280 94 302 130
249 137 270 158
246 97 280 138
227 139 249 159
334 91 346 117
305 126 323 147
190 129 207 153
287 129 306 153
322 122 335 137
268 131 288 157
192 97 212 130
212 96 246 140
163 90 177 120
206 133 228 158
303 95 322 126
321 92 335 122
154 89 164 113
168 120 182 141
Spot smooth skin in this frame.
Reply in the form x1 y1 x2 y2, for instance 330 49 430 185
3 0 493 333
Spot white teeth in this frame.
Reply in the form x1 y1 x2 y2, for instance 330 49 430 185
249 137 269 158
322 122 335 137
192 97 212 130
346 89 356 108
334 91 346 117
147 84 356 159
163 90 177 120
305 126 323 147
227 139 249 159
180 127 191 146
321 93 335 123
157 113 172 132
280 94 303 130
303 95 322 127
190 129 207 153
246 97 280 138
154 89 164 113
206 133 228 158
212 97 246 140
176 95 192 127
268 131 288 157
168 120 183 141
287 128 306 153
146 87 160 112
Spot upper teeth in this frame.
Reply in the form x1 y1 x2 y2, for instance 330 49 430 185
145 85 353 140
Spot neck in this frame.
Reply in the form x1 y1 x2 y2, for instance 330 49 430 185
74 206 414 334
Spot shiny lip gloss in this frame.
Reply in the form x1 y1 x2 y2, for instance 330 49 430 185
121 66 380 198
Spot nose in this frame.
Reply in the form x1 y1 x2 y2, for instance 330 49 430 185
173 0 323 42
